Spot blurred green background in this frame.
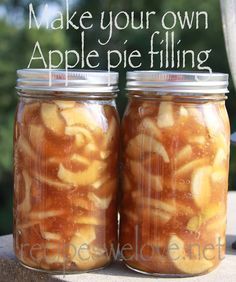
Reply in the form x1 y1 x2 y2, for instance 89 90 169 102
0 0 236 235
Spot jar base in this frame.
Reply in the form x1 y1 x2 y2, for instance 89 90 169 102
18 260 112 275
124 262 215 278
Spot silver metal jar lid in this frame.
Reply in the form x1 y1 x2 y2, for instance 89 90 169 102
17 69 119 93
126 71 229 94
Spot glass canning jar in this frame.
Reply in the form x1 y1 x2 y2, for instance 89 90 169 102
120 71 230 277
13 69 120 273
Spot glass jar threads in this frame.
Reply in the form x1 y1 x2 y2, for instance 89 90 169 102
120 71 230 277
13 69 120 272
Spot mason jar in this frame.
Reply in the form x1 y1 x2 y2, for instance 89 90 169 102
13 69 120 273
120 71 230 277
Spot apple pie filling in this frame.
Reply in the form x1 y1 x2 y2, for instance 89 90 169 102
14 99 119 271
120 98 230 275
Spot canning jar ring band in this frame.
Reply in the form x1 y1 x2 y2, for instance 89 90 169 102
16 89 118 100
127 92 227 102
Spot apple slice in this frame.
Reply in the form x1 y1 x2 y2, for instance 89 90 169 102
136 196 175 224
34 172 74 190
211 169 228 184
140 197 175 214
71 197 95 210
58 161 106 186
188 108 203 124
139 102 157 117
203 105 221 135
175 158 207 178
191 166 212 209
29 210 64 220
94 178 117 198
100 150 111 160
17 219 41 230
127 134 169 163
72 226 96 245
203 203 225 220
175 145 192 167
61 105 100 130
45 254 65 264
74 215 105 225
54 100 76 109
180 106 188 117
206 215 226 231
129 160 163 191
69 235 109 271
84 143 98 155
187 215 203 232
71 154 90 166
28 124 45 151
214 133 229 153
90 246 107 257
149 175 163 192
91 175 110 189
88 192 112 209
17 135 37 161
41 103 65 135
138 117 162 140
44 242 61 250
188 136 206 145
17 170 32 213
157 102 174 128
186 204 225 232
150 208 173 224
65 126 93 141
168 235 213 274
40 231 61 241
75 133 86 148
213 148 227 167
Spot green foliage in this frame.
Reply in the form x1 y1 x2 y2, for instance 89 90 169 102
0 112 14 171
